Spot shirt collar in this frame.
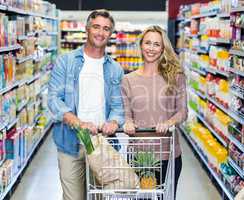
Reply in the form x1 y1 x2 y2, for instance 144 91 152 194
74 45 112 64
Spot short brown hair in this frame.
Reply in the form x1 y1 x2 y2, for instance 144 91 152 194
86 9 115 31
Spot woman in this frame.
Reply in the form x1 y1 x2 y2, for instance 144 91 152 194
121 26 187 199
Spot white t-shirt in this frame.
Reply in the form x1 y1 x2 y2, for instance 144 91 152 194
77 53 105 127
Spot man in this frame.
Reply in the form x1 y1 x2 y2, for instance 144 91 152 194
48 10 124 200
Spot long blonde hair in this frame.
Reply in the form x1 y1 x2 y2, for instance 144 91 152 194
139 26 184 94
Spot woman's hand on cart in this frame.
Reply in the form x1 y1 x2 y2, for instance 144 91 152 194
156 121 172 135
123 121 137 135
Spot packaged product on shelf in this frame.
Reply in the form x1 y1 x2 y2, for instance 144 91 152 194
0 129 6 164
26 102 36 126
230 96 244 117
189 122 227 171
228 121 244 144
5 127 20 175
2 91 16 122
4 54 16 87
220 163 244 196
17 108 27 128
191 3 200 17
232 0 244 7
15 85 27 110
0 167 3 193
1 159 13 189
23 127 33 156
24 16 34 34
229 143 244 170
231 55 244 72
0 13 7 47
220 0 232 14
0 55 5 90
15 16 25 36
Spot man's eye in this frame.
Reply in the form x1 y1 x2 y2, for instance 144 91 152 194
104 27 111 32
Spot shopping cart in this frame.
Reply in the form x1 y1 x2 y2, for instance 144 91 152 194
86 127 175 200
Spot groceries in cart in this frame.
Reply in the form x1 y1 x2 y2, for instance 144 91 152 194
76 127 139 189
134 151 160 189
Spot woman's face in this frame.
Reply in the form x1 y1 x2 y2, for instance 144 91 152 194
141 31 164 64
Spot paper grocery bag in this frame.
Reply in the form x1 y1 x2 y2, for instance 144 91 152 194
87 134 139 189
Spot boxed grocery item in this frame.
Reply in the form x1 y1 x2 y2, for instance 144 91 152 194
5 127 20 175
1 160 13 189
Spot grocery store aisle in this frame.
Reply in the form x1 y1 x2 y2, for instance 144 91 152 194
10 133 62 200
10 132 221 200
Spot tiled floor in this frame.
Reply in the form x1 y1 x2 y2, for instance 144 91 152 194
10 132 221 200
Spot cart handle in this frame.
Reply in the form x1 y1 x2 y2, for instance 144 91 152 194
114 126 175 133
115 127 156 133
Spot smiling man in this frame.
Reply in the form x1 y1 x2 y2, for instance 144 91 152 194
48 10 124 200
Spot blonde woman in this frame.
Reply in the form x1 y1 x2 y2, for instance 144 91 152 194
121 26 187 199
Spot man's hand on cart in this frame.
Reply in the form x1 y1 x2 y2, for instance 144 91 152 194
101 120 119 135
156 120 174 135
63 112 98 134
80 122 98 135
123 121 137 135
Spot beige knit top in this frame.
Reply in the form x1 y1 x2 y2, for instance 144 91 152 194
121 71 187 160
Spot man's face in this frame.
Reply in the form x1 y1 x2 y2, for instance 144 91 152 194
86 16 113 48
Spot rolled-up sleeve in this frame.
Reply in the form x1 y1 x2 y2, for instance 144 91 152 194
48 55 72 122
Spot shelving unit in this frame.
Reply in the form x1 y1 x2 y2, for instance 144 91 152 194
179 126 235 200
0 1 59 198
0 121 52 200
176 1 244 199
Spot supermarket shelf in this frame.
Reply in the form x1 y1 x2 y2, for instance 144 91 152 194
0 81 19 95
0 119 8 132
6 118 19 131
208 38 231 44
17 100 28 112
47 31 58 36
61 40 85 44
183 18 191 23
46 46 58 52
6 6 57 20
207 95 244 125
190 108 227 147
231 7 244 13
189 87 207 100
17 35 28 41
229 134 244 152
0 121 52 200
190 66 207 76
205 67 230 77
61 29 84 32
36 84 48 95
26 73 41 84
229 49 244 57
16 54 33 64
191 11 218 19
197 48 208 54
228 158 244 179
229 68 244 77
230 87 244 100
176 17 184 21
0 44 21 53
217 13 230 18
179 125 234 200
0 4 7 11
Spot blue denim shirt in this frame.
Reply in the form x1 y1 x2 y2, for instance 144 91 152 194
48 47 125 157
